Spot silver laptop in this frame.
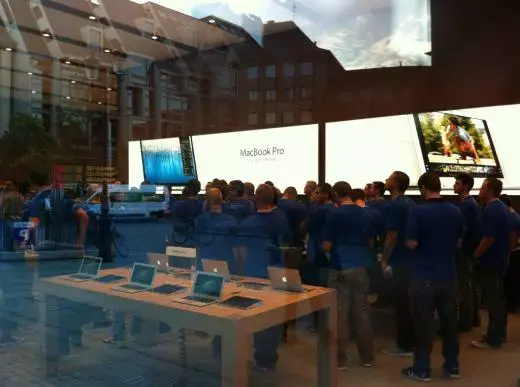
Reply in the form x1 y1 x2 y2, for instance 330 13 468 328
148 253 171 273
202 259 231 280
268 267 303 293
113 263 157 293
66 256 103 282
175 271 225 307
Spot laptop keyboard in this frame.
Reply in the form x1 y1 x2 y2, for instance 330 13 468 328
239 282 267 290
121 283 146 290
70 274 92 280
172 272 192 280
185 295 215 303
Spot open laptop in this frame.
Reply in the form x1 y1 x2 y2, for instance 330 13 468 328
147 252 171 273
268 267 304 293
66 256 103 282
202 259 243 282
175 271 225 307
113 263 157 293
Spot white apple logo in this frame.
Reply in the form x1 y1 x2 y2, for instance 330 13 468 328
157 260 160 265
282 276 287 283
213 268 218 273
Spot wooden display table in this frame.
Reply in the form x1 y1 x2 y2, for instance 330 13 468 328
37 268 337 387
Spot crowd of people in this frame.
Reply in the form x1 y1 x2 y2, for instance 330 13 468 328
169 172 520 382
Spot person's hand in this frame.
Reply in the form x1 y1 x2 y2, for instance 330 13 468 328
381 261 390 278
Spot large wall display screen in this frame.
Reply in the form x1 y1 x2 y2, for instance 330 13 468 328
129 124 318 191
149 0 431 71
140 137 197 185
325 115 423 188
414 112 503 178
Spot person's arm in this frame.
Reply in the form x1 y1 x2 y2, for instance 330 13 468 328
75 207 89 248
473 207 496 260
381 202 401 269
404 210 419 250
321 212 334 254
509 231 518 253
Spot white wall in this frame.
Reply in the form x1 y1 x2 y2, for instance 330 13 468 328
325 104 520 192
325 114 423 188
129 124 319 193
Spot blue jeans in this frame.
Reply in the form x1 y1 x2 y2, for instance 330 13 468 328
476 267 507 345
411 279 459 373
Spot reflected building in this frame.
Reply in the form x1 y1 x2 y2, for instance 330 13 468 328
0 0 342 183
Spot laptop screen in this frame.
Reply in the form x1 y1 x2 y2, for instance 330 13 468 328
130 264 156 286
193 273 224 298
81 257 101 276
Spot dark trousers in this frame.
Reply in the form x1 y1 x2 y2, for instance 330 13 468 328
505 250 520 312
411 280 459 373
477 267 507 346
457 252 480 331
328 268 374 364
391 266 414 351
212 325 282 369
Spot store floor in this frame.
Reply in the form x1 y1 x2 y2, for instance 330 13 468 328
0 260 519 387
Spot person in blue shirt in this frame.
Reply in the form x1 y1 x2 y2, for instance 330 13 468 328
472 178 511 349
453 173 482 331
499 194 520 313
381 171 416 357
194 188 239 272
170 179 204 247
351 188 383 298
304 183 335 285
237 184 289 371
222 180 255 221
323 181 374 369
401 172 463 382
366 181 389 307
278 187 308 247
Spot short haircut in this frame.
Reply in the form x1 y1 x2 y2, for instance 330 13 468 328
332 181 352 199
206 188 223 207
265 181 274 187
499 194 512 207
350 188 365 202
284 186 297 198
273 187 281 205
229 180 245 196
372 181 385 197
306 181 317 189
186 179 201 195
256 184 274 206
393 171 410 192
418 172 441 193
244 182 255 197
455 173 474 191
217 179 229 200
485 178 503 197
317 182 332 198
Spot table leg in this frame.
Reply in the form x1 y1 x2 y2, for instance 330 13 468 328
317 303 338 387
221 329 249 387
40 294 60 377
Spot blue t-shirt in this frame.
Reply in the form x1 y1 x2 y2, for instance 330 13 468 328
238 211 291 278
459 196 481 255
193 212 239 272
406 199 463 282
386 195 416 268
277 199 308 245
306 202 335 265
222 198 255 221
479 199 512 270
323 204 374 270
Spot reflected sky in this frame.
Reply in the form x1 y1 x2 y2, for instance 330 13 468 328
132 0 431 70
